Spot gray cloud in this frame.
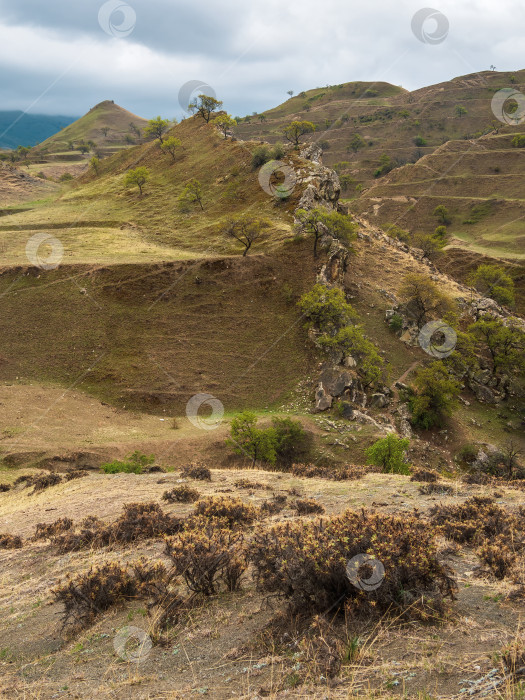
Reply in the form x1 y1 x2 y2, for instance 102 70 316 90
0 0 523 119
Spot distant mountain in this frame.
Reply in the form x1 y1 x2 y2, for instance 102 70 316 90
0 112 77 149
36 100 149 155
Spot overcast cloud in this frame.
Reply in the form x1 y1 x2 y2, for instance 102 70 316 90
0 0 524 119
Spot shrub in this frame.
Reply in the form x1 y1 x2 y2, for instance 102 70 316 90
271 142 286 159
64 470 87 481
180 463 212 481
419 482 453 495
271 417 314 468
162 485 200 503
32 472 62 492
511 134 525 148
164 518 246 594
59 172 73 182
251 145 272 169
457 443 478 465
193 496 258 527
234 478 270 490
291 463 372 480
366 434 410 474
0 484 11 492
389 313 403 332
298 284 357 334
410 468 439 483
249 510 456 618
0 534 23 549
259 495 287 516
294 498 325 515
52 562 138 629
33 517 73 540
226 411 277 466
409 362 460 430
101 451 154 474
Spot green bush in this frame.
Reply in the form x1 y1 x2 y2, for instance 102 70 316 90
365 434 410 474
409 362 460 430
298 284 357 333
511 134 525 148
389 313 403 332
101 451 154 474
251 145 272 169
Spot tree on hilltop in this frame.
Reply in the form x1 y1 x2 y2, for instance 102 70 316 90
188 95 223 123
144 117 171 143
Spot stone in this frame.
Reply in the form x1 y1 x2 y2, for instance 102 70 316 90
370 393 388 408
343 355 357 368
318 368 354 397
314 383 332 412
339 402 355 419
473 369 491 385
471 382 497 404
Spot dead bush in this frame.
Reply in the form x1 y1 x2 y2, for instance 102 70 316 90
478 535 518 579
411 468 439 483
32 472 62 492
193 496 258 528
294 498 325 515
165 517 246 595
249 509 456 619
162 485 200 503
260 494 287 516
33 517 73 540
52 562 138 629
0 533 23 549
53 502 183 553
180 463 212 481
0 483 11 492
502 637 525 676
234 478 271 490
64 470 87 481
419 482 454 495
13 474 35 487
291 463 371 480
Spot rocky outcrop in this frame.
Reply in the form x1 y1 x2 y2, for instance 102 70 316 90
316 238 348 287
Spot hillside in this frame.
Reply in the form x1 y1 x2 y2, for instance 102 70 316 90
235 70 525 192
0 111 76 150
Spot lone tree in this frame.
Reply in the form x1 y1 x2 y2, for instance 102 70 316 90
78 143 90 155
144 116 171 143
468 318 525 376
348 133 366 153
160 136 182 161
433 204 451 225
188 94 223 123
16 145 30 159
409 361 461 430
179 178 204 210
366 434 410 474
398 273 456 328
90 156 100 175
287 90 294 97
295 207 357 258
211 114 237 138
454 105 468 118
283 120 316 146
467 263 515 306
129 122 142 140
101 127 110 137
224 216 271 256
124 166 150 196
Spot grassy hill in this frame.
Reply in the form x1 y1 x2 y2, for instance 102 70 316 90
0 112 76 150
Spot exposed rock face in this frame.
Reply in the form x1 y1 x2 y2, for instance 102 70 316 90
314 382 333 412
319 368 354 396
316 238 348 287
299 143 323 164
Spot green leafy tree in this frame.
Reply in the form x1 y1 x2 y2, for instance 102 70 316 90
298 284 357 333
271 417 314 468
467 264 515 306
160 136 182 161
178 178 204 210
348 133 366 153
211 113 237 137
398 273 456 328
454 105 468 118
90 156 100 175
374 153 393 177
188 94 223 123
295 207 357 258
434 225 448 240
409 362 460 429
227 412 277 466
144 116 171 143
78 143 90 155
124 166 150 196
283 120 316 145
224 216 271 256
413 135 427 146
16 145 30 159
433 204 451 225
468 318 525 376
319 325 384 388
366 434 410 474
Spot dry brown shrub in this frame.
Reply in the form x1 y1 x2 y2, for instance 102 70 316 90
193 496 258 528
294 498 325 515
0 483 11 492
411 468 439 483
32 472 62 492
180 463 212 481
33 517 73 540
0 533 23 549
162 485 200 503
291 463 371 480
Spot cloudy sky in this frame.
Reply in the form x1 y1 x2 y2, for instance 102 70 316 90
0 0 524 119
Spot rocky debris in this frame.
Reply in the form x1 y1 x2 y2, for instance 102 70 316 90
399 325 420 346
318 368 354 396
469 382 499 404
